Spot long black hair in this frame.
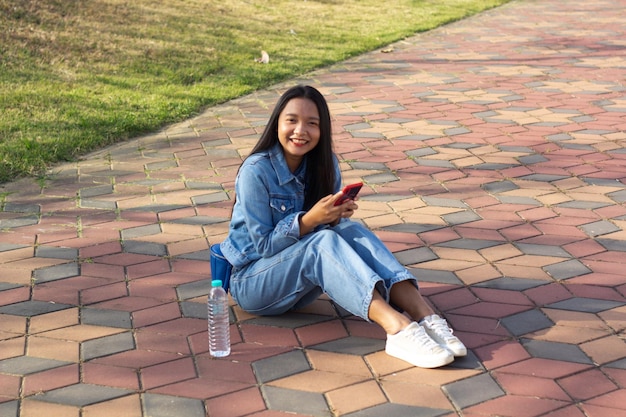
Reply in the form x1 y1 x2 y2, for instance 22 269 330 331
250 85 336 211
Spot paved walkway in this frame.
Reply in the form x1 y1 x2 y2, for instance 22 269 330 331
2 0 626 416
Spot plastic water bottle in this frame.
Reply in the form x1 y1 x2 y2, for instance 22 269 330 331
208 279 230 357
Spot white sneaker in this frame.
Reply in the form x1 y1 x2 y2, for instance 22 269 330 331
385 322 454 368
421 314 467 357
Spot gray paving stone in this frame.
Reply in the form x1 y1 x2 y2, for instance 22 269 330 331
393 247 438 266
409 268 462 285
0 300 72 316
343 403 449 417
35 246 78 260
518 174 570 182
348 161 389 171
445 127 472 136
382 223 444 234
35 384 132 407
436 239 502 250
201 138 232 147
81 331 135 361
362 172 399 184
0 243 29 252
142 393 206 417
379 117 415 124
413 158 455 168
122 240 167 256
253 349 310 383
3 202 40 214
311 336 384 356
521 339 593 364
180 301 208 320
443 372 505 409
168 215 230 225
406 148 437 158
0 356 70 375
471 163 518 170
445 142 482 150
0 282 22 292
191 191 230 205
518 154 549 164
546 297 625 313
474 277 548 291
500 309 554 337
0 215 39 228
121 224 162 239
514 243 572 258
204 148 240 160
448 350 483 371
352 131 386 139
579 220 620 237
129 179 169 186
546 133 574 142
0 401 18 417
442 210 483 225
544 259 592 280
126 204 188 213
246 312 332 329
79 184 113 198
606 358 626 369
262 385 331 417
83 169 135 178
497 195 541 206
422 196 468 209
499 146 534 153
145 160 178 171
344 122 372 131
79 198 117 210
562 143 595 151
582 178 626 188
33 262 80 283
556 200 610 209
176 279 211 300
175 249 211 261
608 190 626 203
597 238 626 252
396 134 435 141
81 308 132 329
482 180 519 194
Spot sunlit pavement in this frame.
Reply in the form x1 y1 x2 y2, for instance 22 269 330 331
1 1 625 416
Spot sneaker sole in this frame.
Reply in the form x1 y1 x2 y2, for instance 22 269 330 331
385 345 454 369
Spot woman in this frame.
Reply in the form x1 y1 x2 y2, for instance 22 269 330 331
221 85 466 368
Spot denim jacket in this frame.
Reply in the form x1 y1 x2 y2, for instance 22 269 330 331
221 143 341 269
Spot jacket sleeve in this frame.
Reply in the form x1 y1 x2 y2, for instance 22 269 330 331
235 164 302 258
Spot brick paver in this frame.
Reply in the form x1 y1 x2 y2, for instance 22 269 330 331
1 0 625 416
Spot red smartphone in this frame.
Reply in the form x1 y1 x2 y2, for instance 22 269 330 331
334 182 363 206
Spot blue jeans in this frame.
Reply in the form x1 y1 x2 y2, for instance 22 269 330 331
229 220 416 321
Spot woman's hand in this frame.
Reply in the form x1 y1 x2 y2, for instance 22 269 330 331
299 191 358 235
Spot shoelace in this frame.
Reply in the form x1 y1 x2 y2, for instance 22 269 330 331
426 317 455 341
407 325 442 352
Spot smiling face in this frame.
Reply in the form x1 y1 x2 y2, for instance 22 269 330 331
277 97 321 172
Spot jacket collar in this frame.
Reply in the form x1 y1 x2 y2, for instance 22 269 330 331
269 143 306 186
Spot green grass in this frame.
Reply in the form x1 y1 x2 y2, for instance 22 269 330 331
0 0 511 184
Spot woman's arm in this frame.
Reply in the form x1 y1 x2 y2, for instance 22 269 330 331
235 164 302 257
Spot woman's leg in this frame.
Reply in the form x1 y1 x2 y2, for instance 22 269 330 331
367 290 411 335
230 229 384 320
389 281 467 357
389 280 435 322
330 221 414 287
332 221 467 358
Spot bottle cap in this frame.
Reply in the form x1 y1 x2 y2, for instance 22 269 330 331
211 280 223 287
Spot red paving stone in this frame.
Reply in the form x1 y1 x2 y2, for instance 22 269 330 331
1 0 625 416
